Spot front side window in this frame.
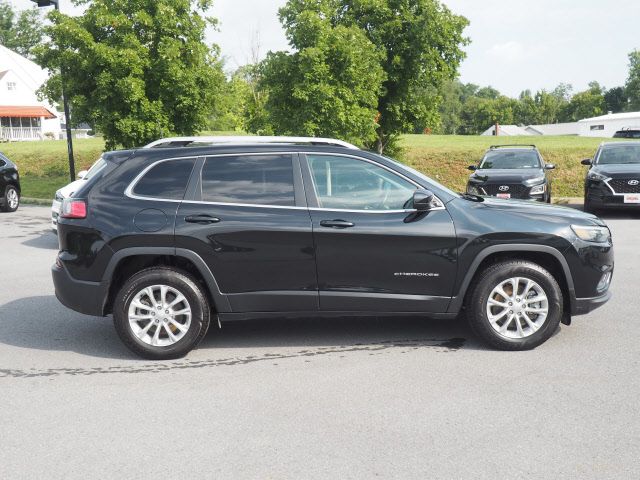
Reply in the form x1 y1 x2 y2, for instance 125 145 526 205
307 155 417 210
479 151 542 170
201 154 295 206
133 158 195 200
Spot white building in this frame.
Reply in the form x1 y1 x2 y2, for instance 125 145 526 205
578 111 640 138
481 122 579 137
0 45 62 141
481 125 531 136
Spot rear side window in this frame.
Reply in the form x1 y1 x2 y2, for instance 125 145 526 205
133 158 195 200
201 154 295 206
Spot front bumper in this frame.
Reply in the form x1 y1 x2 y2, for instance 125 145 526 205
573 290 612 316
467 183 547 202
52 262 105 316
586 181 640 208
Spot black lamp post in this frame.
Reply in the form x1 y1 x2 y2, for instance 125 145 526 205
31 0 76 182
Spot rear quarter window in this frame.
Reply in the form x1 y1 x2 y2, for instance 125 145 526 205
133 158 196 200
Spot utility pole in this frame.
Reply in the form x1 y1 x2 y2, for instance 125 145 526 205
31 0 76 182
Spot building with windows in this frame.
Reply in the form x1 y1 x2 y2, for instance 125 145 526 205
0 45 62 141
578 111 640 138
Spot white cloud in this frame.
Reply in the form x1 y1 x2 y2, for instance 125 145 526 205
486 41 527 63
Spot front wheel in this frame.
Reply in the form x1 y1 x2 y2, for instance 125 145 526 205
466 260 563 350
113 267 211 359
1 185 19 212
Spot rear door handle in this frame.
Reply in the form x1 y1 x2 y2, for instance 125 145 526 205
185 215 221 225
320 219 355 229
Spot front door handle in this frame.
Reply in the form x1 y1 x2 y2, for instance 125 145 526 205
185 214 221 225
320 219 355 229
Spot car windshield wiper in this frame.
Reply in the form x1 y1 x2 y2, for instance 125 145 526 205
459 192 484 202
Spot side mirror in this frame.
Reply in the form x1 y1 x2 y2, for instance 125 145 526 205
413 189 435 212
467 165 477 171
544 163 556 170
77 170 89 180
581 159 592 166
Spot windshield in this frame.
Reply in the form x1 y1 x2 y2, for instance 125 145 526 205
596 145 640 165
84 157 107 180
479 150 541 169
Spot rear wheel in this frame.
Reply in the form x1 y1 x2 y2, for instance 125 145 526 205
113 267 210 359
1 185 19 212
466 260 563 350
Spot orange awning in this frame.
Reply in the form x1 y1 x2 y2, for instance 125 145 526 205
0 106 56 119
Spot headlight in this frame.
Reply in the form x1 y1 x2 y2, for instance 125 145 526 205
524 176 545 186
530 184 546 195
467 185 482 195
587 171 611 182
571 225 611 243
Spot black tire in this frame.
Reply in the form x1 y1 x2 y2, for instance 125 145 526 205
465 260 563 350
113 267 211 360
1 185 19 212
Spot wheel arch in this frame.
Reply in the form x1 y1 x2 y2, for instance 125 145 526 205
448 245 576 315
101 247 231 315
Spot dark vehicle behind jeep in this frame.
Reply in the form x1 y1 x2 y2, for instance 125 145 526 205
0 152 20 213
467 145 555 203
52 137 613 359
582 141 640 212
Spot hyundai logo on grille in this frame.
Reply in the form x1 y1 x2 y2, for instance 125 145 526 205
628 180 639 186
498 185 510 191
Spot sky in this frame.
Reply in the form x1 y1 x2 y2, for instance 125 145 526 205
10 0 640 98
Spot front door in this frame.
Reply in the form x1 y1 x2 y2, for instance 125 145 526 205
175 153 317 312
302 153 457 312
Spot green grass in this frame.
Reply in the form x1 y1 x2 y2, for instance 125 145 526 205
1 134 619 200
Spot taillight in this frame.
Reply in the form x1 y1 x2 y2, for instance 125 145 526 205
60 199 87 219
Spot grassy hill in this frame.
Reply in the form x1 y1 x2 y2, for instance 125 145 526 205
1 134 614 200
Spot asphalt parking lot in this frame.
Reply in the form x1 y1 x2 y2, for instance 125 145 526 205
1 205 639 479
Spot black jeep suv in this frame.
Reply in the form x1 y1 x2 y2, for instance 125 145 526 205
467 145 555 202
0 152 20 213
52 137 613 359
583 141 640 212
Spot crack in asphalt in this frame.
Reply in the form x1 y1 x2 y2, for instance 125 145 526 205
0 337 465 379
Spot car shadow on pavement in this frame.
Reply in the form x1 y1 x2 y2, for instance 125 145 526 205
21 230 59 250
562 202 640 219
0 295 491 360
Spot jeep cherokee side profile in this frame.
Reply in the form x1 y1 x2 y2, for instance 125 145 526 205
52 137 614 359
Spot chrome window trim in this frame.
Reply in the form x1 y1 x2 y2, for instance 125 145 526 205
125 151 446 212
301 151 445 212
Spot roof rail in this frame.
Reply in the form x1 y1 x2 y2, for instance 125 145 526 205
489 144 537 149
143 136 359 150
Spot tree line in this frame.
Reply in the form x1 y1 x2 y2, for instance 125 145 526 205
1 0 639 153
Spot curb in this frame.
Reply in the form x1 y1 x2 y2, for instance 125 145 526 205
21 197 52 206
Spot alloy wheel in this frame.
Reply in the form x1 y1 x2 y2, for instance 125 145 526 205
485 277 549 339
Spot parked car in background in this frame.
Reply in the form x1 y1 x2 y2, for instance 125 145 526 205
52 157 107 230
52 136 613 359
613 128 640 139
0 151 20 213
466 145 555 203
583 141 640 212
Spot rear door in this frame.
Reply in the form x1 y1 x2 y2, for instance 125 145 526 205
175 152 318 312
301 153 457 313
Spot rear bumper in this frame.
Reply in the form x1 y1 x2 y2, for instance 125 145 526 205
52 263 105 316
573 290 612 316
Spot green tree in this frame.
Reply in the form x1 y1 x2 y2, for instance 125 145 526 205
270 0 468 153
460 96 515 135
437 80 463 134
625 50 640 111
35 0 224 149
260 7 385 146
561 82 606 121
0 1 43 58
604 86 628 113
